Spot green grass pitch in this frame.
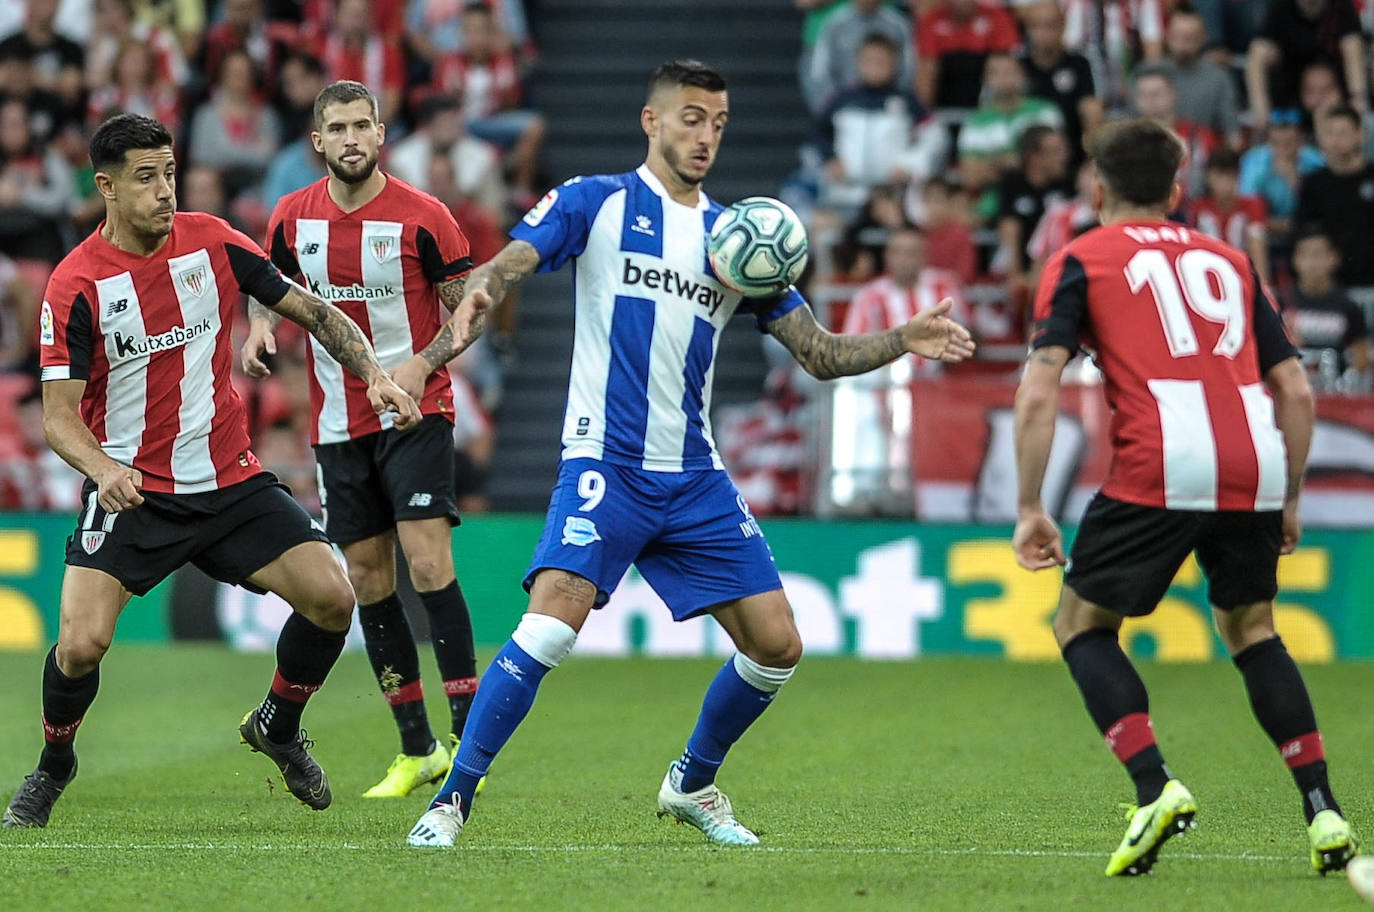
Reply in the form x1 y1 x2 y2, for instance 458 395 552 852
1 647 1370 911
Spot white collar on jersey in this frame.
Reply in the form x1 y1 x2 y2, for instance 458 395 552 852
635 163 711 211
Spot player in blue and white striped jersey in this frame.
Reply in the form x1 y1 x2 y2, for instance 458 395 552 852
402 59 975 849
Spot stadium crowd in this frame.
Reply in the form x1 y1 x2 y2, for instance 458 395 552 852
1 0 1372 513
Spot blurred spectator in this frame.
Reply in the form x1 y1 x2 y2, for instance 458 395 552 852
1296 105 1374 293
1298 58 1346 125
957 51 1063 201
261 120 327 208
1063 0 1165 109
843 225 970 374
1019 1 1100 165
0 0 92 45
449 364 494 513
427 152 502 266
187 48 283 195
1285 227 1371 389
1028 157 1098 275
302 0 405 43
715 363 810 516
132 0 204 61
87 37 181 127
255 418 320 512
1133 62 1218 198
431 1 545 206
911 176 977 284
273 51 326 140
202 0 296 88
0 0 84 115
0 380 83 511
0 97 74 262
916 0 1020 110
802 0 913 116
834 184 907 282
815 32 946 209
86 0 186 95
1246 0 1365 128
0 252 40 372
1163 5 1242 150
993 124 1069 295
1239 109 1325 240
315 0 405 124
406 0 528 65
182 164 227 215
0 41 72 144
386 93 506 220
1188 147 1269 281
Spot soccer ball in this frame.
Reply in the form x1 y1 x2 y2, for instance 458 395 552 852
707 197 809 297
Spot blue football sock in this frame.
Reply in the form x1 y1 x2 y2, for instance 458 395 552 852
677 656 776 793
430 638 552 814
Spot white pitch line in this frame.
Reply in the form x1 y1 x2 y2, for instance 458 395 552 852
0 843 1295 863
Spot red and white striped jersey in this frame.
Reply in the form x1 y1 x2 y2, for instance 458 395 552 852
1187 195 1267 251
267 175 473 445
843 271 969 372
39 212 293 494
1033 221 1299 512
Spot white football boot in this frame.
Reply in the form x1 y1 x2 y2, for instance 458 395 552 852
406 794 464 847
656 764 760 846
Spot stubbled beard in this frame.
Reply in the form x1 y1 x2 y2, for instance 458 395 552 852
662 144 705 186
328 151 379 184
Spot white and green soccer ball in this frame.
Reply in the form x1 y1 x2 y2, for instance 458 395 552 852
707 197 809 297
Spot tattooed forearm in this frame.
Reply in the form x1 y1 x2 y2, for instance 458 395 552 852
248 296 282 330
465 240 542 307
274 284 384 383
411 276 468 371
767 306 905 380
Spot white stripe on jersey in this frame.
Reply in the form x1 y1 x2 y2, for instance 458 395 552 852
296 219 351 445
168 248 221 493
560 190 623 465
1148 378 1219 510
94 270 147 467
360 219 411 432
1239 382 1287 511
641 198 724 471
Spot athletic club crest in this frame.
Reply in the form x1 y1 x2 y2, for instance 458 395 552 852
178 265 207 297
81 531 106 554
368 236 394 263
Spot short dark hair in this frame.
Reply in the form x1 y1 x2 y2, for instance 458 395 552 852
1018 124 1058 160
1323 103 1361 130
89 113 174 172
1293 225 1335 250
1205 147 1240 174
1090 118 1185 207
462 0 491 15
859 32 899 55
313 80 380 128
282 51 325 78
1134 61 1175 88
646 60 726 102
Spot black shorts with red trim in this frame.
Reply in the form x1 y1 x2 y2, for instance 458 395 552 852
66 471 328 596
312 413 460 546
1063 493 1283 616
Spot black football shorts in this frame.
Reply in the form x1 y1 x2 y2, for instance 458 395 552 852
1063 493 1283 616
312 413 460 545
66 471 329 596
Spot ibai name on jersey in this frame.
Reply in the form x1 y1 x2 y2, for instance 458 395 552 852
305 277 399 302
621 258 727 317
112 318 212 360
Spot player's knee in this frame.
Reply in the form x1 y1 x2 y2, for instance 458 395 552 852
405 554 452 593
57 634 110 675
302 574 356 632
743 632 803 671
510 612 578 670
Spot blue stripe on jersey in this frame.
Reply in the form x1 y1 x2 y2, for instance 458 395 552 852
603 295 655 459
620 180 664 257
701 206 723 277
680 316 717 464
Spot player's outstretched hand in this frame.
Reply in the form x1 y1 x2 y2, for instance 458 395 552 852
455 287 493 351
1013 509 1066 571
1281 499 1302 554
367 374 422 430
391 355 430 403
900 298 976 363
241 319 277 378
95 463 144 513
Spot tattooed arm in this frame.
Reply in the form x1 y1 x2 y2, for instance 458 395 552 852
1011 346 1070 571
241 297 283 378
271 282 423 428
766 296 975 381
392 240 541 399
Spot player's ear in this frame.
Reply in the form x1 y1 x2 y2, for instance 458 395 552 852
640 104 657 140
310 130 324 154
376 121 385 147
93 169 117 201
1167 181 1183 212
1091 177 1105 215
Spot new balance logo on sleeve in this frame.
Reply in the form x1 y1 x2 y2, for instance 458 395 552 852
407 493 433 507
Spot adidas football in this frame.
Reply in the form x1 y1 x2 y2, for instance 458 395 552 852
707 197 809 297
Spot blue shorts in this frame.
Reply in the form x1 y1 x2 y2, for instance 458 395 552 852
524 458 783 621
